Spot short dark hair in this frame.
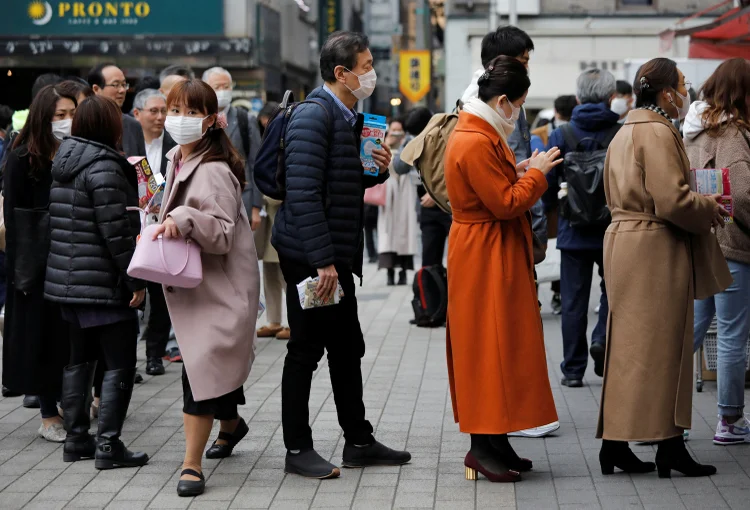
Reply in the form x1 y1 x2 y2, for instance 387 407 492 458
32 73 62 100
634 58 679 108
478 56 530 103
404 107 433 136
0 105 13 130
258 101 279 121
616 80 633 96
134 76 161 96
159 65 194 83
481 26 534 67
72 95 123 150
320 31 370 83
553 95 577 120
57 79 94 101
87 62 118 88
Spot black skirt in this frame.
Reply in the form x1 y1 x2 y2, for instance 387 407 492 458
181 365 245 420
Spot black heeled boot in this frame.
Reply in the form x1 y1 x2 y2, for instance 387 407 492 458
62 361 98 462
655 435 716 478
599 439 655 475
464 434 521 483
397 269 407 286
94 368 149 470
490 434 533 472
387 269 395 286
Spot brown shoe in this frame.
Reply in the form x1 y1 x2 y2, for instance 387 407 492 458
258 325 284 337
275 328 291 340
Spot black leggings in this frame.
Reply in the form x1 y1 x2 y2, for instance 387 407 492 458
69 319 138 371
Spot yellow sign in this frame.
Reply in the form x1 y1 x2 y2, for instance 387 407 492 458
399 50 431 103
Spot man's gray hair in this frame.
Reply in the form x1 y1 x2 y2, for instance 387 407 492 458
159 64 194 85
134 89 167 110
202 66 232 83
576 68 616 105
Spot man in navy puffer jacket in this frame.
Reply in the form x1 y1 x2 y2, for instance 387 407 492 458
543 69 621 388
272 31 411 479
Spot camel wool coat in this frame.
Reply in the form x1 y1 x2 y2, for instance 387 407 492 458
444 112 558 434
160 146 260 402
597 110 731 441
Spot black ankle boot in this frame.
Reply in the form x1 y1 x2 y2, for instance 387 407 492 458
656 435 716 478
387 269 395 286
95 368 149 470
599 439 655 475
464 434 521 483
62 361 98 462
490 434 532 472
397 269 407 285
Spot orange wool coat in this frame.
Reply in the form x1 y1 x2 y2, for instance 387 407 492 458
444 113 558 434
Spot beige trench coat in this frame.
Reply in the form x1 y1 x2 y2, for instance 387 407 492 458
160 146 260 401
254 197 282 263
597 110 730 441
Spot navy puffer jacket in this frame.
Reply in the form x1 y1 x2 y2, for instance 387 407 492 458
45 137 144 306
272 87 388 276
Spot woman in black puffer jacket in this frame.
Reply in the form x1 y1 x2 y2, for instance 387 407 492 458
45 95 148 470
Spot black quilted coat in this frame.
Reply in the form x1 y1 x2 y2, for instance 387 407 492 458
45 137 145 306
271 87 389 276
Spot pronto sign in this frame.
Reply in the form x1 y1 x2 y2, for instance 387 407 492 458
2 1 223 35
399 50 431 103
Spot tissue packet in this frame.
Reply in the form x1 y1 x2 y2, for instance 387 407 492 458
689 168 733 223
296 277 344 309
128 156 163 209
360 113 387 176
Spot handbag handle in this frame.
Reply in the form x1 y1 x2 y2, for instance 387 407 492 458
158 235 192 276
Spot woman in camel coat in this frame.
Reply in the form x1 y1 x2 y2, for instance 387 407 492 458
598 58 730 479
444 56 560 483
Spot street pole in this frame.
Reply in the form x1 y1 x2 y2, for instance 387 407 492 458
509 0 517 26
489 0 498 30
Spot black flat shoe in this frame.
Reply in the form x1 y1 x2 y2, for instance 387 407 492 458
342 440 411 468
146 358 165 376
205 418 249 459
285 448 340 479
397 270 407 285
590 343 605 377
599 440 655 475
2 386 21 397
134 372 144 384
561 378 583 388
23 395 40 408
177 468 205 497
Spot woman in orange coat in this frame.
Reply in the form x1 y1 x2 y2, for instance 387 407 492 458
444 56 561 483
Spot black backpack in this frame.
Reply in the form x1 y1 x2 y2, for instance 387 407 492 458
559 123 620 228
254 91 331 200
411 265 448 328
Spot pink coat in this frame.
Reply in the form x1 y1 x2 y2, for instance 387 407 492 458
160 146 260 401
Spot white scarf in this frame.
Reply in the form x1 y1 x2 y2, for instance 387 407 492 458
461 96 515 141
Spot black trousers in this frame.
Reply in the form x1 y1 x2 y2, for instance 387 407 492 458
420 206 452 267
69 319 138 371
145 282 172 359
279 258 374 451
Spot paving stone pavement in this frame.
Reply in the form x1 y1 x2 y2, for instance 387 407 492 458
1 263 749 509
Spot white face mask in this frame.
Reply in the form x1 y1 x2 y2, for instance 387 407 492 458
51 119 72 141
164 115 209 145
215 89 232 109
668 90 691 121
344 68 377 101
610 97 630 117
495 97 521 123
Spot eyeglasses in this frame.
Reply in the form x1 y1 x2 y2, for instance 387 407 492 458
144 108 167 116
104 82 129 90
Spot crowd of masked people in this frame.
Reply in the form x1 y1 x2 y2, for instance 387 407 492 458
0 24 747 497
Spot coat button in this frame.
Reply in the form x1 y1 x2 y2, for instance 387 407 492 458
166 286 175 293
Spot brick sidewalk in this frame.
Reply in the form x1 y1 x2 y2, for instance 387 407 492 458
0 263 748 509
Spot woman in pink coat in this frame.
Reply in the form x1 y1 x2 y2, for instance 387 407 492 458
154 79 260 497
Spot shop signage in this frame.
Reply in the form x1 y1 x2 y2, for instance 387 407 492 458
318 0 341 48
1 1 223 36
399 50 431 103
0 38 252 57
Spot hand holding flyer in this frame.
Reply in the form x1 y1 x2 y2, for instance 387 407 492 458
128 156 164 210
360 114 387 176
689 168 733 223
296 277 344 309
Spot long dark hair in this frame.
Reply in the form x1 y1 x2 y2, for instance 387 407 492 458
633 58 679 108
72 95 124 151
14 84 78 178
166 79 245 186
699 58 750 136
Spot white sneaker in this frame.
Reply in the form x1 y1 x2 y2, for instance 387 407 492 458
713 416 750 445
38 422 66 443
508 421 561 438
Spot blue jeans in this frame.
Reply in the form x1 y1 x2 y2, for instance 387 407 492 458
694 259 750 418
559 249 608 378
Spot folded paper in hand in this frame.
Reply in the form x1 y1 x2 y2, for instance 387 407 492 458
296 277 344 309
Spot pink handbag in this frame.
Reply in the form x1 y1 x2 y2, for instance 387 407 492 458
364 183 387 206
127 223 203 289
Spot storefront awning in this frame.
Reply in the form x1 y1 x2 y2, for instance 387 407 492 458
664 3 750 59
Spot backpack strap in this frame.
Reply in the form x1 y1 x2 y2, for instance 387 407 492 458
601 123 622 147
236 108 250 158
560 124 580 153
